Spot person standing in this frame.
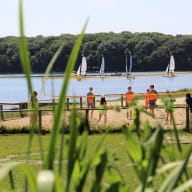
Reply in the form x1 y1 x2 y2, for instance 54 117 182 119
165 91 176 123
149 85 158 116
87 87 95 119
125 86 134 119
97 96 107 124
186 93 192 113
29 91 38 126
145 89 150 111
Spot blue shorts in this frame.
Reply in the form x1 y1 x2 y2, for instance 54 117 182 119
88 103 95 109
149 100 156 108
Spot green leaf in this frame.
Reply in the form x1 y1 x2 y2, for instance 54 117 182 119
123 127 142 162
147 127 164 177
158 144 192 192
45 19 88 170
66 106 79 191
91 151 108 192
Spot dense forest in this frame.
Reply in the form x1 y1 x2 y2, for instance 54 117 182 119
0 31 192 73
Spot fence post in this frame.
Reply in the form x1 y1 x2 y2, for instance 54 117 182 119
80 97 83 109
19 103 23 118
85 109 90 133
121 94 124 108
53 98 55 110
186 106 190 132
0 105 4 121
66 98 70 111
38 110 42 130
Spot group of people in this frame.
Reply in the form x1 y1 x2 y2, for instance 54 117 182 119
29 87 192 126
86 84 159 124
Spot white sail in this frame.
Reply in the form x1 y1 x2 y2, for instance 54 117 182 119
125 54 128 74
76 65 81 76
76 56 87 76
165 63 169 74
100 55 105 75
129 54 133 74
80 56 87 75
169 55 175 73
165 55 175 74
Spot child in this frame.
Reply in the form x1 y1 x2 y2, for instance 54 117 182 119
165 91 176 123
149 85 158 116
125 86 134 119
97 96 107 124
87 87 95 119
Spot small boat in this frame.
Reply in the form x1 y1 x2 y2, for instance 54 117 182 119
126 53 135 79
164 54 175 77
76 55 87 76
100 55 105 75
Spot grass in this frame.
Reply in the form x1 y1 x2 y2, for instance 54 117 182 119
0 133 191 191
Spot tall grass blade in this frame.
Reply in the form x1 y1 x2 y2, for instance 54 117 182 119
158 144 192 192
19 0 33 94
45 19 88 170
66 106 79 191
90 150 108 192
172 179 192 192
44 43 66 77
147 127 163 177
41 42 66 96
20 164 38 192
0 162 37 192
8 171 15 190
0 162 20 182
19 0 37 167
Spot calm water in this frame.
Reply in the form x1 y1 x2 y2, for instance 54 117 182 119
0 72 192 108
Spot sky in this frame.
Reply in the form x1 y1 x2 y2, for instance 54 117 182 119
1 0 192 37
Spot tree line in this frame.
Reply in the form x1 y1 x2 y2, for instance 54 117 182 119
0 31 192 73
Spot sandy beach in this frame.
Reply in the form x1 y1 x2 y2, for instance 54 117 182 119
0 97 189 131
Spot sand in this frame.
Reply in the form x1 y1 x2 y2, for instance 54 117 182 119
0 97 189 130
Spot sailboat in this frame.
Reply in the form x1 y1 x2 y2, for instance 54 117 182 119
164 54 175 76
126 53 135 78
128 54 133 75
100 55 105 75
76 55 87 76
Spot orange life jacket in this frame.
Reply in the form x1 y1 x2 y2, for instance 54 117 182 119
87 93 95 103
149 90 157 100
145 94 150 104
126 91 134 102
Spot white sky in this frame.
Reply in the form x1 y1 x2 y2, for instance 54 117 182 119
1 0 192 37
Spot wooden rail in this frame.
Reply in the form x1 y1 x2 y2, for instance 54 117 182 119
0 106 191 132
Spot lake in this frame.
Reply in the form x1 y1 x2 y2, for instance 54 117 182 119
0 72 191 108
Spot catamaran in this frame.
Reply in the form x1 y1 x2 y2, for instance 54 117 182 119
165 54 175 76
76 55 87 76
